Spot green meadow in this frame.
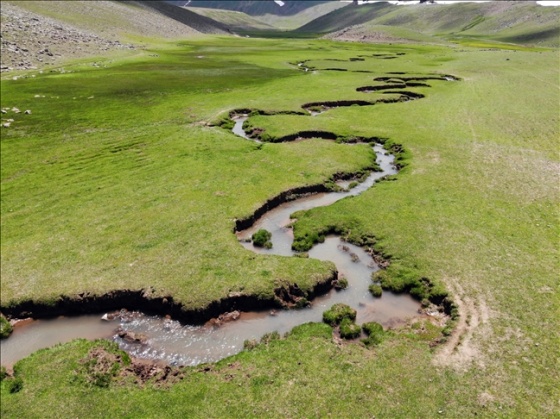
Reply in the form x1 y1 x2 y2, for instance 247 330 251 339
1 36 558 417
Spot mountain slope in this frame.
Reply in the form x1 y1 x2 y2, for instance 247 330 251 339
297 1 560 47
185 1 347 31
296 2 394 33
185 7 276 31
2 1 226 40
174 1 336 16
0 0 228 72
247 1 347 30
131 1 229 34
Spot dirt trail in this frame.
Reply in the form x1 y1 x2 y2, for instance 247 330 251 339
433 277 492 371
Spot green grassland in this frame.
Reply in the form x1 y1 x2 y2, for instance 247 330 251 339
1 39 384 307
1 35 559 417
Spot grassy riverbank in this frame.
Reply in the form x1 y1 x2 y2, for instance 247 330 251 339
1 38 380 308
1 37 558 417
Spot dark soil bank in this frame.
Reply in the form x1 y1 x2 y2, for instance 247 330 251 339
1 271 337 326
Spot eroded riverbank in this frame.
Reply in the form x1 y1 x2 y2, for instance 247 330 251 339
1 141 422 367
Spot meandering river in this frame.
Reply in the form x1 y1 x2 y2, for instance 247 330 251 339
1 69 443 367
1 128 420 367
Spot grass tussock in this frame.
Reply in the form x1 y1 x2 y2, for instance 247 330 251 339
251 229 273 249
0 317 13 339
362 321 385 347
322 303 357 326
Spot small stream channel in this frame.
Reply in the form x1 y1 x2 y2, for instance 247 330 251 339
1 113 421 368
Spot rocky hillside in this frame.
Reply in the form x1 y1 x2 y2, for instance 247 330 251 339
0 1 227 72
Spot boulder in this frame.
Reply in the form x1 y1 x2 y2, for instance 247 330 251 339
207 310 241 327
117 329 148 344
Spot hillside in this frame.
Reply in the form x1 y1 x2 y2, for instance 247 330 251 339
131 1 230 34
247 1 348 30
174 0 336 16
186 1 347 31
298 2 393 34
185 7 276 31
0 0 228 72
181 0 347 30
298 1 560 47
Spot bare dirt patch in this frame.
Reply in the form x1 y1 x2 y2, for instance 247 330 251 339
469 141 560 203
79 346 183 387
433 277 492 371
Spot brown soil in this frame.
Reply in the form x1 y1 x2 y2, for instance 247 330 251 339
80 347 183 387
300 93 423 115
433 277 492 371
234 183 331 231
0 269 333 325
356 84 407 92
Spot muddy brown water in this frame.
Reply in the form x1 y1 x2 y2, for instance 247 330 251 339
0 116 421 368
